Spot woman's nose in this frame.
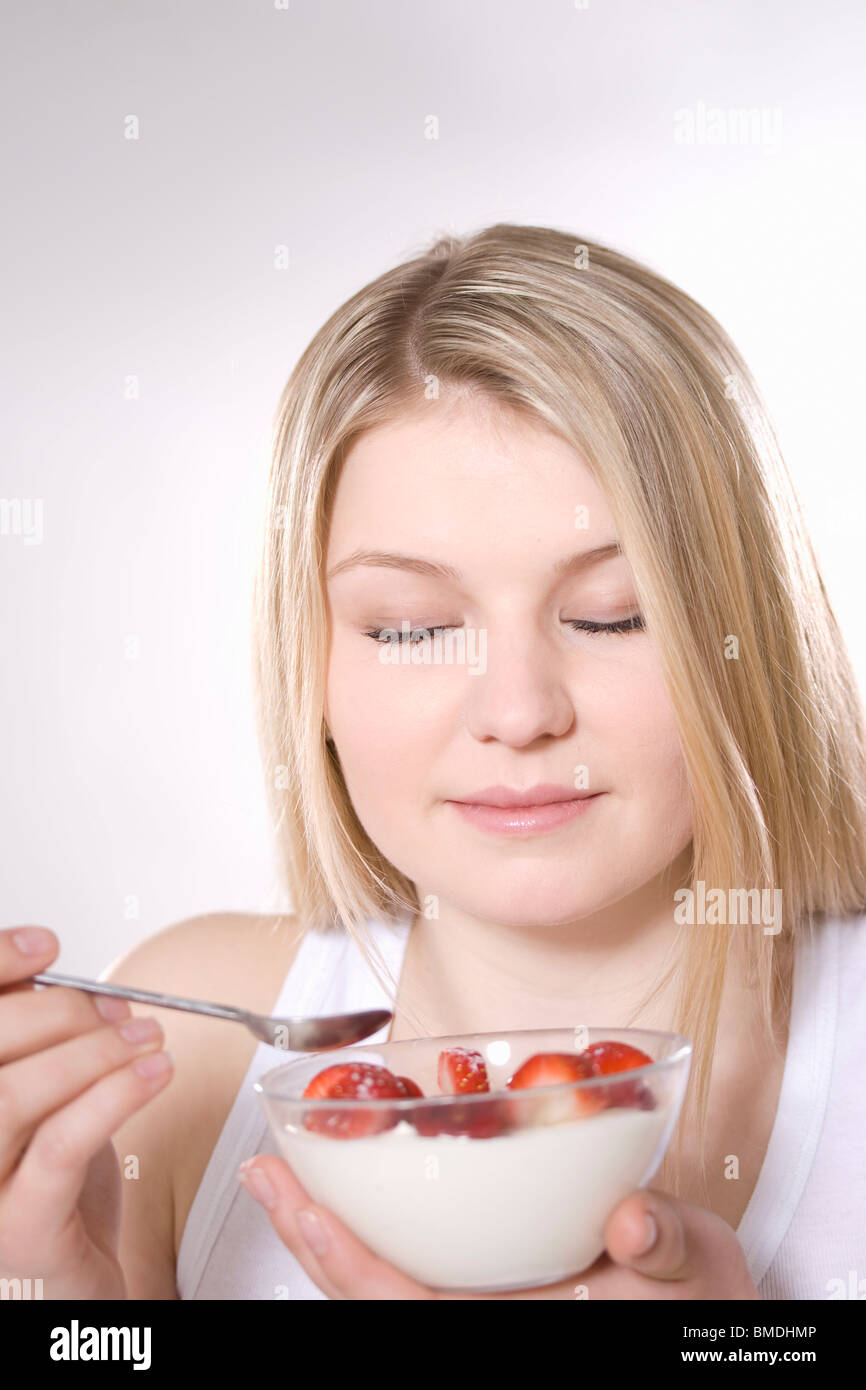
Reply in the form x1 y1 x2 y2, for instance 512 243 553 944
461 626 576 747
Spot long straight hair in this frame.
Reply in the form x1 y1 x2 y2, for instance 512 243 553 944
252 224 866 1200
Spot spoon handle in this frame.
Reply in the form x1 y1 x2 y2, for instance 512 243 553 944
31 972 246 1023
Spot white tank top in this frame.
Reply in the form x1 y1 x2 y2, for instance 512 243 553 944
176 909 866 1300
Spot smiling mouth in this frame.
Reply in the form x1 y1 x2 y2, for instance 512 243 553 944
445 793 604 836
449 784 601 809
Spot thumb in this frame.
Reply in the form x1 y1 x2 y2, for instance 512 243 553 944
602 1188 693 1281
603 1187 761 1297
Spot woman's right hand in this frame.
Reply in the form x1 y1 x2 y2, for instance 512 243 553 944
0 925 175 1299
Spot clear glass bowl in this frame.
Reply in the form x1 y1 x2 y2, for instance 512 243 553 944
254 1025 691 1293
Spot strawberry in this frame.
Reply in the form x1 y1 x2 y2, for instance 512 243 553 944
578 1040 657 1111
411 1096 512 1140
605 1077 657 1110
302 1060 404 1101
507 1051 608 1120
579 1041 654 1074
437 1047 490 1095
302 1061 405 1139
393 1074 424 1098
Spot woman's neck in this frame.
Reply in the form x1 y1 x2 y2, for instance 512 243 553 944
391 865 700 1038
388 862 788 1051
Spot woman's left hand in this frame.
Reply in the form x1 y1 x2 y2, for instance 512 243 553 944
236 1153 762 1300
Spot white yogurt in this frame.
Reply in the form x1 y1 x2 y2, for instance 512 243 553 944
274 1106 670 1291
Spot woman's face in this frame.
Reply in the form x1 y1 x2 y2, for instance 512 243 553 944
324 391 693 928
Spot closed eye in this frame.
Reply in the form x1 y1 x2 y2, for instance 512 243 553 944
566 616 645 635
363 625 456 645
363 615 645 644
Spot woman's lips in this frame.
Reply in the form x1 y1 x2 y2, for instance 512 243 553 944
446 794 604 836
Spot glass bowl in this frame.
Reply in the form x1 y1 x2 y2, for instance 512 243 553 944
254 1025 691 1293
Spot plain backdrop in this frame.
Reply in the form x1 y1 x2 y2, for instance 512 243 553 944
1 0 864 979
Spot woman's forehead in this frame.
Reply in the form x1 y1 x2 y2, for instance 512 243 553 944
331 406 613 535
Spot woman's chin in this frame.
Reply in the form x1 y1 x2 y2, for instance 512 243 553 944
440 888 614 931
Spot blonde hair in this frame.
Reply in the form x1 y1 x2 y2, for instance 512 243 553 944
252 223 866 1203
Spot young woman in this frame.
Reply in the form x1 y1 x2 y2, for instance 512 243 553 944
3 224 865 1301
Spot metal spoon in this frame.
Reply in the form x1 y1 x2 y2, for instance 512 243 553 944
30 972 392 1051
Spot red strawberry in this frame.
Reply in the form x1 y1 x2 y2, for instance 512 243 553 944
578 1041 657 1111
437 1047 490 1095
393 1074 424 1098
507 1051 608 1120
605 1077 657 1110
412 1096 512 1140
302 1061 405 1139
579 1041 654 1074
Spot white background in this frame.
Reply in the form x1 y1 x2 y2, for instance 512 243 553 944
2 0 864 978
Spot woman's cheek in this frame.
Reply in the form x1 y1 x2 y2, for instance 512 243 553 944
327 664 430 816
591 664 691 809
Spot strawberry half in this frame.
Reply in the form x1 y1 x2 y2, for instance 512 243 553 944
605 1077 657 1110
302 1061 406 1139
437 1047 490 1095
578 1040 657 1111
393 1074 424 1098
507 1051 608 1121
411 1096 512 1140
579 1041 654 1074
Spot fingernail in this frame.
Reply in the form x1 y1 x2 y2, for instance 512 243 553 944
12 927 54 956
296 1208 329 1257
635 1212 658 1255
133 1050 173 1078
118 1016 161 1042
237 1165 277 1210
96 994 132 1021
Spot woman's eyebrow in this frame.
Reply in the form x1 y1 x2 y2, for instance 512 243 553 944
326 542 623 583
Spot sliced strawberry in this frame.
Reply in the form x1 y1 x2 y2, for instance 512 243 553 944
437 1046 490 1095
507 1051 607 1120
393 1074 424 1098
412 1096 512 1140
579 1041 654 1074
578 1041 657 1111
302 1060 404 1100
605 1077 657 1110
507 1052 591 1089
302 1061 405 1139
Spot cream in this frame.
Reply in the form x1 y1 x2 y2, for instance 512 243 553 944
274 1104 670 1291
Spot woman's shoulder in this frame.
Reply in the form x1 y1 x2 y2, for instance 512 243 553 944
100 909 306 1004
101 908 310 1154
101 909 307 1297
